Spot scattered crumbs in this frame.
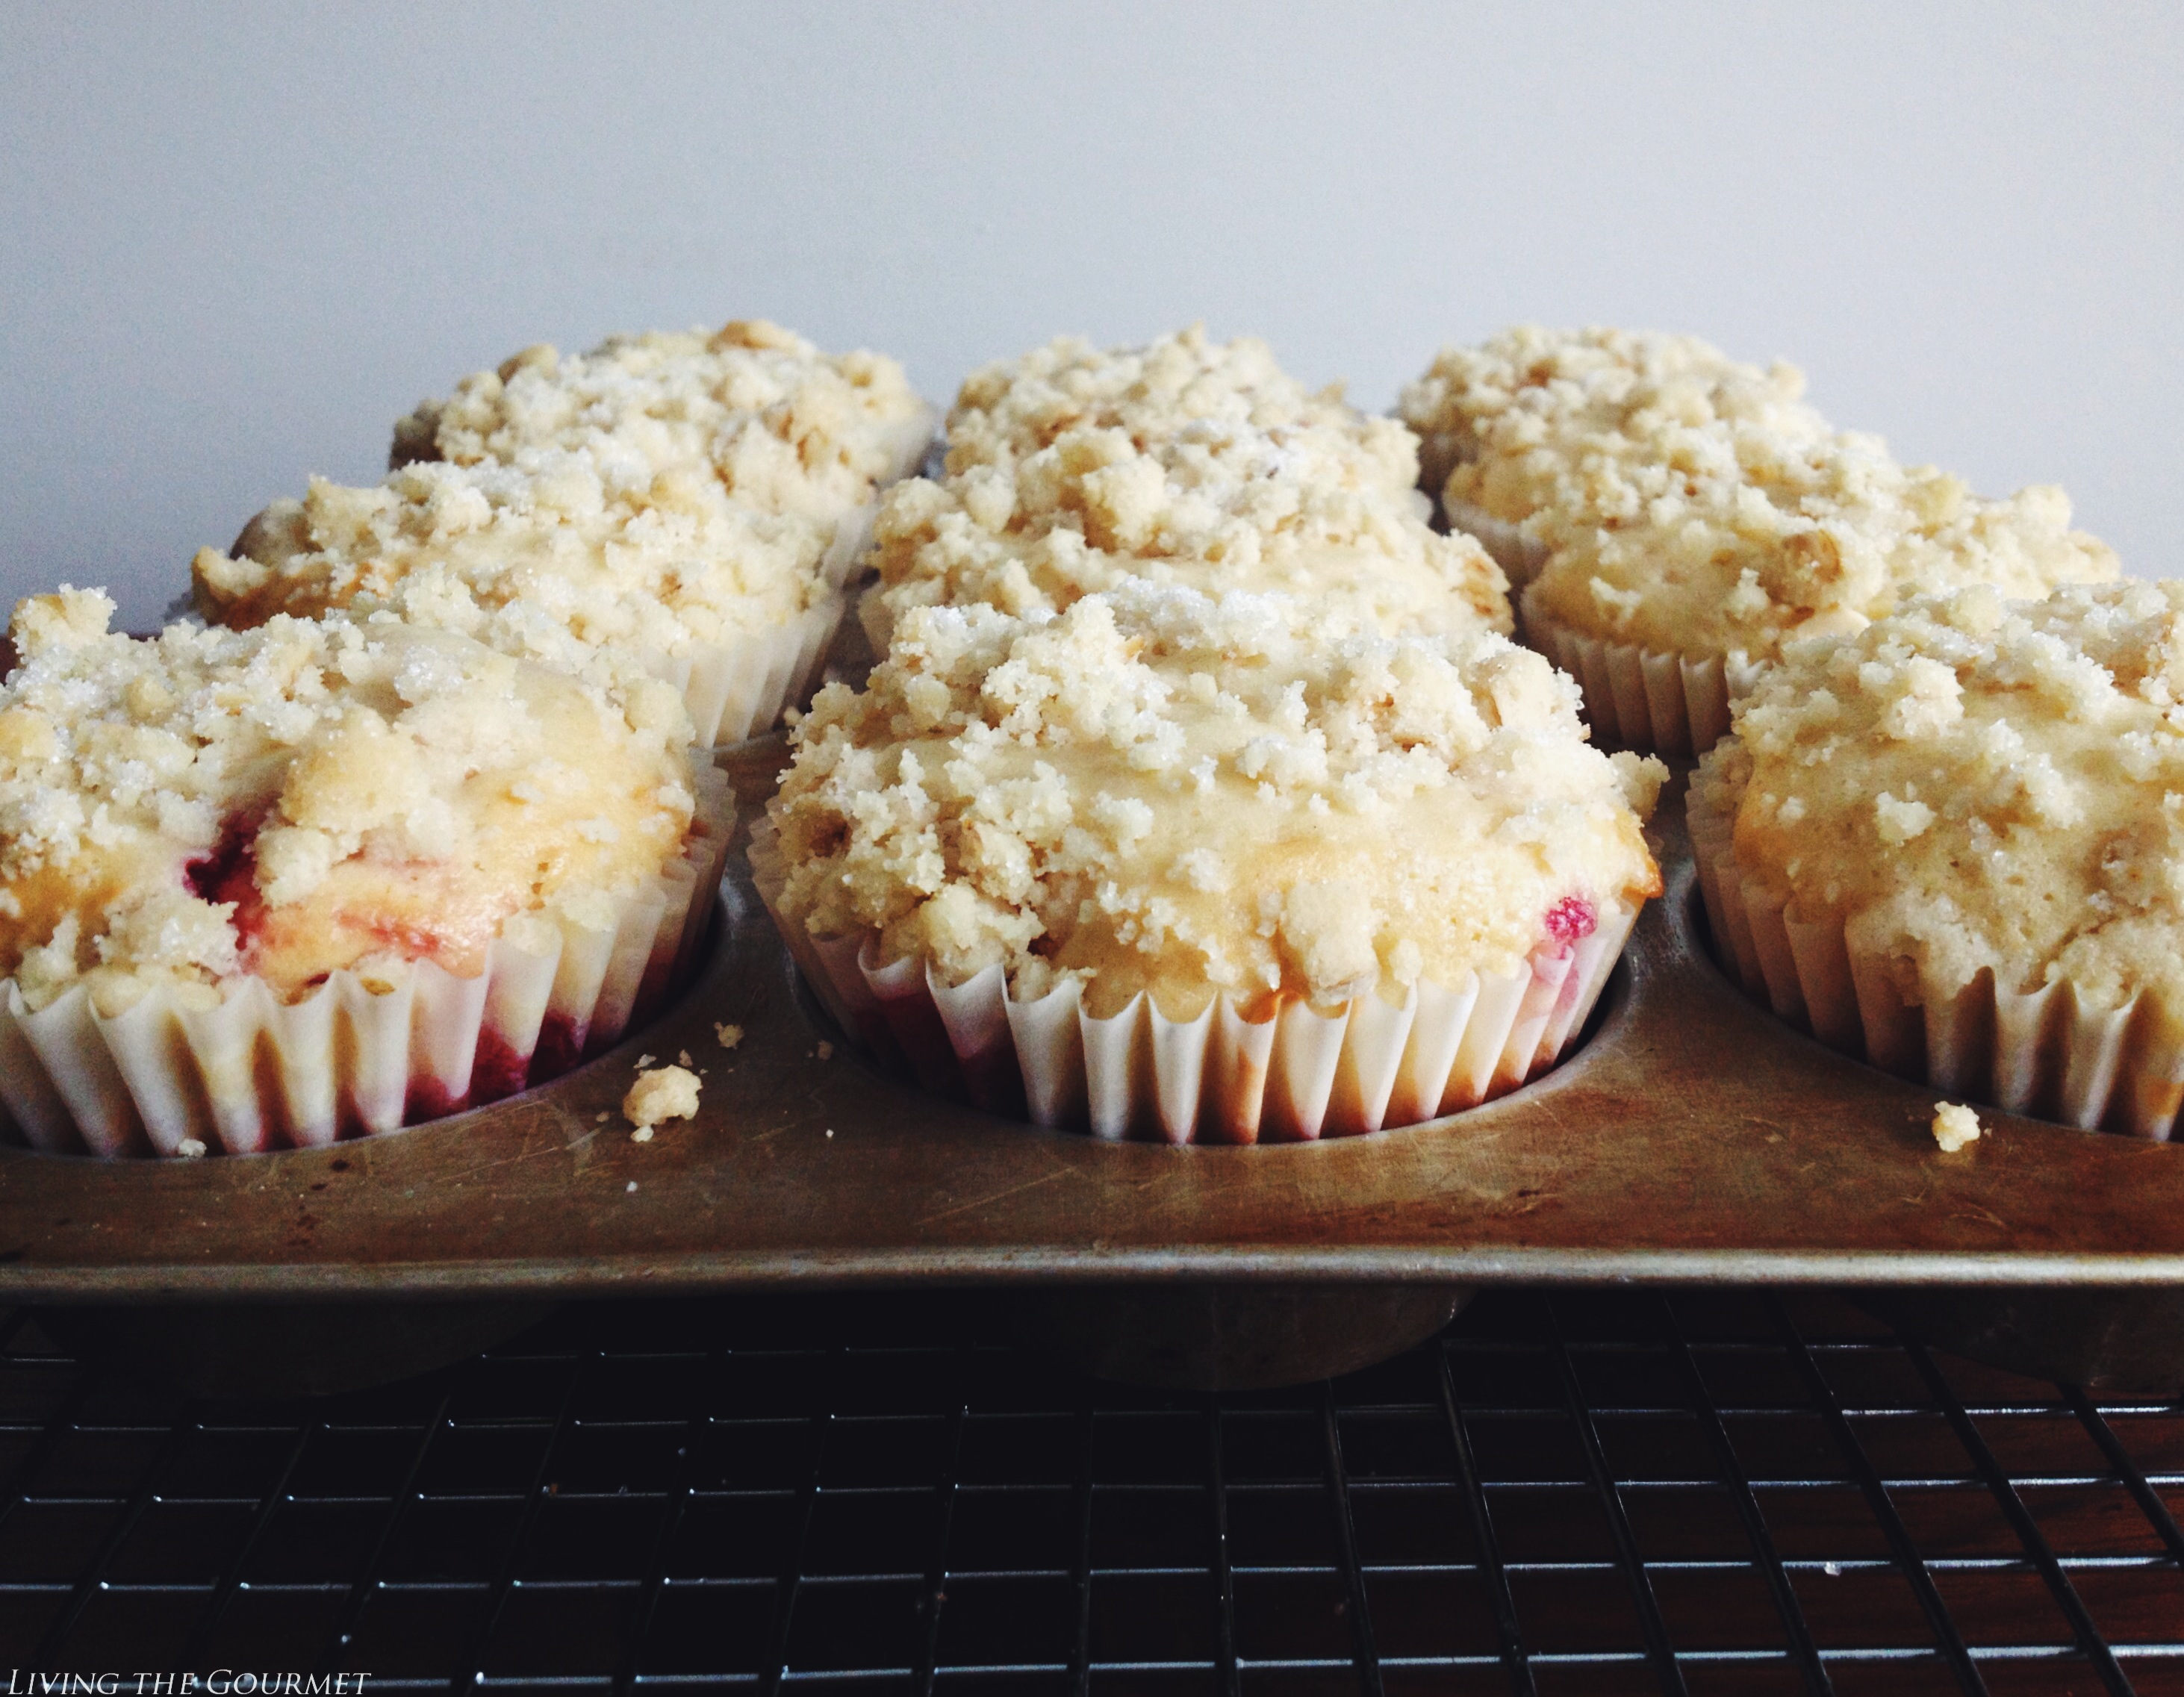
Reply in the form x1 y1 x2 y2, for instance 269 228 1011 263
635 1053 656 1069
175 1138 208 1159
623 1064 702 1131
594 1112 609 1124
677 1049 693 1068
1823 1561 1842 1578
816 1041 834 1061
715 1022 744 1050
824 1127 835 1139
626 1181 638 1193
631 1126 655 1144
1932 1101 1982 1153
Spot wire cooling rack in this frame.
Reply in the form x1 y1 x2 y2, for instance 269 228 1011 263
1 1288 2180 1696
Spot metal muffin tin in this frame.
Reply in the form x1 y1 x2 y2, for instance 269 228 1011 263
4 743 2184 1393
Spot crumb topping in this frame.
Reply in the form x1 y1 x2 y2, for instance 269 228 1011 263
623 1063 701 1130
1396 325 1827 547
191 452 827 668
769 582 1661 1018
870 328 1508 644
1525 434 2118 663
1932 1101 1982 1152
393 319 935 542
0 589 696 1015
1695 580 2184 1011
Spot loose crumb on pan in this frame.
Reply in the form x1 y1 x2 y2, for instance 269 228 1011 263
715 1021 744 1049
176 1138 208 1159
623 1064 701 1131
816 1041 833 1060
1932 1101 1982 1153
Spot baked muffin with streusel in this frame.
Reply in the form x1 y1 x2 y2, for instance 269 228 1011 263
393 317 935 582
191 449 841 744
865 328 1509 650
756 581 1662 1143
0 588 728 1159
1524 429 2118 753
1690 579 2184 1138
1396 326 1829 588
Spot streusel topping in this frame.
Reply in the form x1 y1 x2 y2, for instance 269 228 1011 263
1693 580 2184 1012
0 590 695 1015
1396 326 1828 545
1524 437 2118 664
192 452 826 671
392 319 935 545
769 582 1661 1020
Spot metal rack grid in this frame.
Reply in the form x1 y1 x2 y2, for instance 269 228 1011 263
2 1288 2182 1696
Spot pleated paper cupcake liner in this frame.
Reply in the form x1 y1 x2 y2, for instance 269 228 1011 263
653 595 842 747
1686 784 2184 1141
0 765 734 1160
750 822 1633 1144
1523 600 1765 757
1442 496 1550 590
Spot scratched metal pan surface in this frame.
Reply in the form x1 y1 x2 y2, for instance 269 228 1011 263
2 753 2183 1305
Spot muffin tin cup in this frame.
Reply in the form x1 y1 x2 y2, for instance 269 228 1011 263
1523 601 1765 756
0 765 735 1160
1442 494 1549 590
747 820 1635 1143
1687 782 2184 1141
659 596 844 747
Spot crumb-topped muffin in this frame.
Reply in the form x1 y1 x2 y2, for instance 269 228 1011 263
865 328 1509 648
191 450 841 744
392 317 935 566
1396 325 1829 582
1690 579 2184 1137
758 582 1662 1141
0 589 727 1157
943 325 1419 491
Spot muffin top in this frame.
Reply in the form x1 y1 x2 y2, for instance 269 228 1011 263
867 417 1511 646
192 450 827 670
1693 579 2184 1012
768 582 1663 1020
1523 432 2118 664
392 318 936 543
0 589 697 1016
1396 325 1829 547
945 325 1419 494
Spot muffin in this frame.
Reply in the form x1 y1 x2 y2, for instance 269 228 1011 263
0 590 729 1158
392 318 936 585
1396 326 1829 588
865 328 1509 651
1690 579 2184 1138
944 325 1421 496
1525 430 2118 754
755 582 1664 1142
192 449 841 745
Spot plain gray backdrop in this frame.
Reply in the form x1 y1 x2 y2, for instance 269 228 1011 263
2 1 2177 632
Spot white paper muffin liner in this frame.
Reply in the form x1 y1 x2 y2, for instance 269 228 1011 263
1442 496 1550 591
1523 603 1765 757
656 595 843 747
1686 783 2184 1140
749 823 1633 1143
0 765 735 1159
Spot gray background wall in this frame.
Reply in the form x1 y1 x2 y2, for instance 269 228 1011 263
2 1 2177 632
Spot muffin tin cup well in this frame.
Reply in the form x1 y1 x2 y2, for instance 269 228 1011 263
9 756 2184 1393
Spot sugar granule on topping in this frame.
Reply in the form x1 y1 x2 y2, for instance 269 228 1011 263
1932 1101 1982 1153
715 1022 744 1049
623 1065 701 1131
